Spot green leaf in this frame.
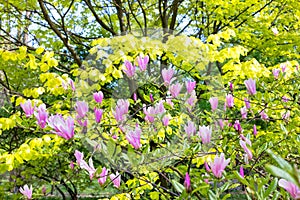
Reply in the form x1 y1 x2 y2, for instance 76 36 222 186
222 193 231 200
266 149 293 172
233 171 251 188
171 180 184 194
264 178 278 199
265 164 295 183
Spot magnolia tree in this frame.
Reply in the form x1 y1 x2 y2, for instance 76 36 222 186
0 29 299 200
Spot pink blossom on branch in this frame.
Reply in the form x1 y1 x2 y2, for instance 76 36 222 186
93 91 104 104
226 94 234 108
114 99 130 122
278 179 300 199
185 81 196 94
244 98 251 109
126 124 142 149
253 124 257 136
47 114 75 140
244 78 256 95
260 110 269 120
94 108 103 123
34 104 48 128
209 97 218 111
19 184 33 200
184 120 196 138
199 125 212 144
162 115 170 127
241 106 247 119
204 161 211 172
162 68 175 86
143 106 156 123
240 140 253 160
273 68 280 79
184 172 191 192
74 150 84 165
123 60 136 78
136 55 149 71
234 120 242 132
169 83 183 98
75 101 89 118
209 153 230 178
110 172 121 188
239 166 244 178
20 99 34 117
79 157 96 179
98 167 108 186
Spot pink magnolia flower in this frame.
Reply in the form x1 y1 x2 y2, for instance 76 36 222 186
282 111 290 120
229 82 234 92
244 78 256 95
278 179 300 199
234 120 242 132
240 140 253 160
126 124 142 149
209 97 218 111
273 68 280 79
184 172 191 192
98 167 108 185
136 55 149 71
69 79 76 91
169 83 183 98
244 98 251 109
162 115 170 127
204 161 211 172
184 120 196 138
20 99 34 117
74 150 84 165
281 64 287 73
114 99 129 122
260 110 269 120
185 81 196 94
150 93 154 102
143 106 156 123
186 90 197 109
80 157 96 179
94 108 103 123
199 125 212 144
123 60 136 78
75 101 88 119
133 93 137 102
226 94 234 108
166 98 174 108
110 172 121 188
77 119 88 127
239 166 244 178
253 124 257 136
42 185 47 196
93 91 104 104
19 184 33 200
34 104 48 129
162 68 175 86
209 153 230 178
70 161 74 169
47 115 75 140
155 100 165 114
218 119 225 130
240 134 252 146
282 96 289 102
241 106 247 119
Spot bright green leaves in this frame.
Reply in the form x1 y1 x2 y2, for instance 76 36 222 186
0 135 64 172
